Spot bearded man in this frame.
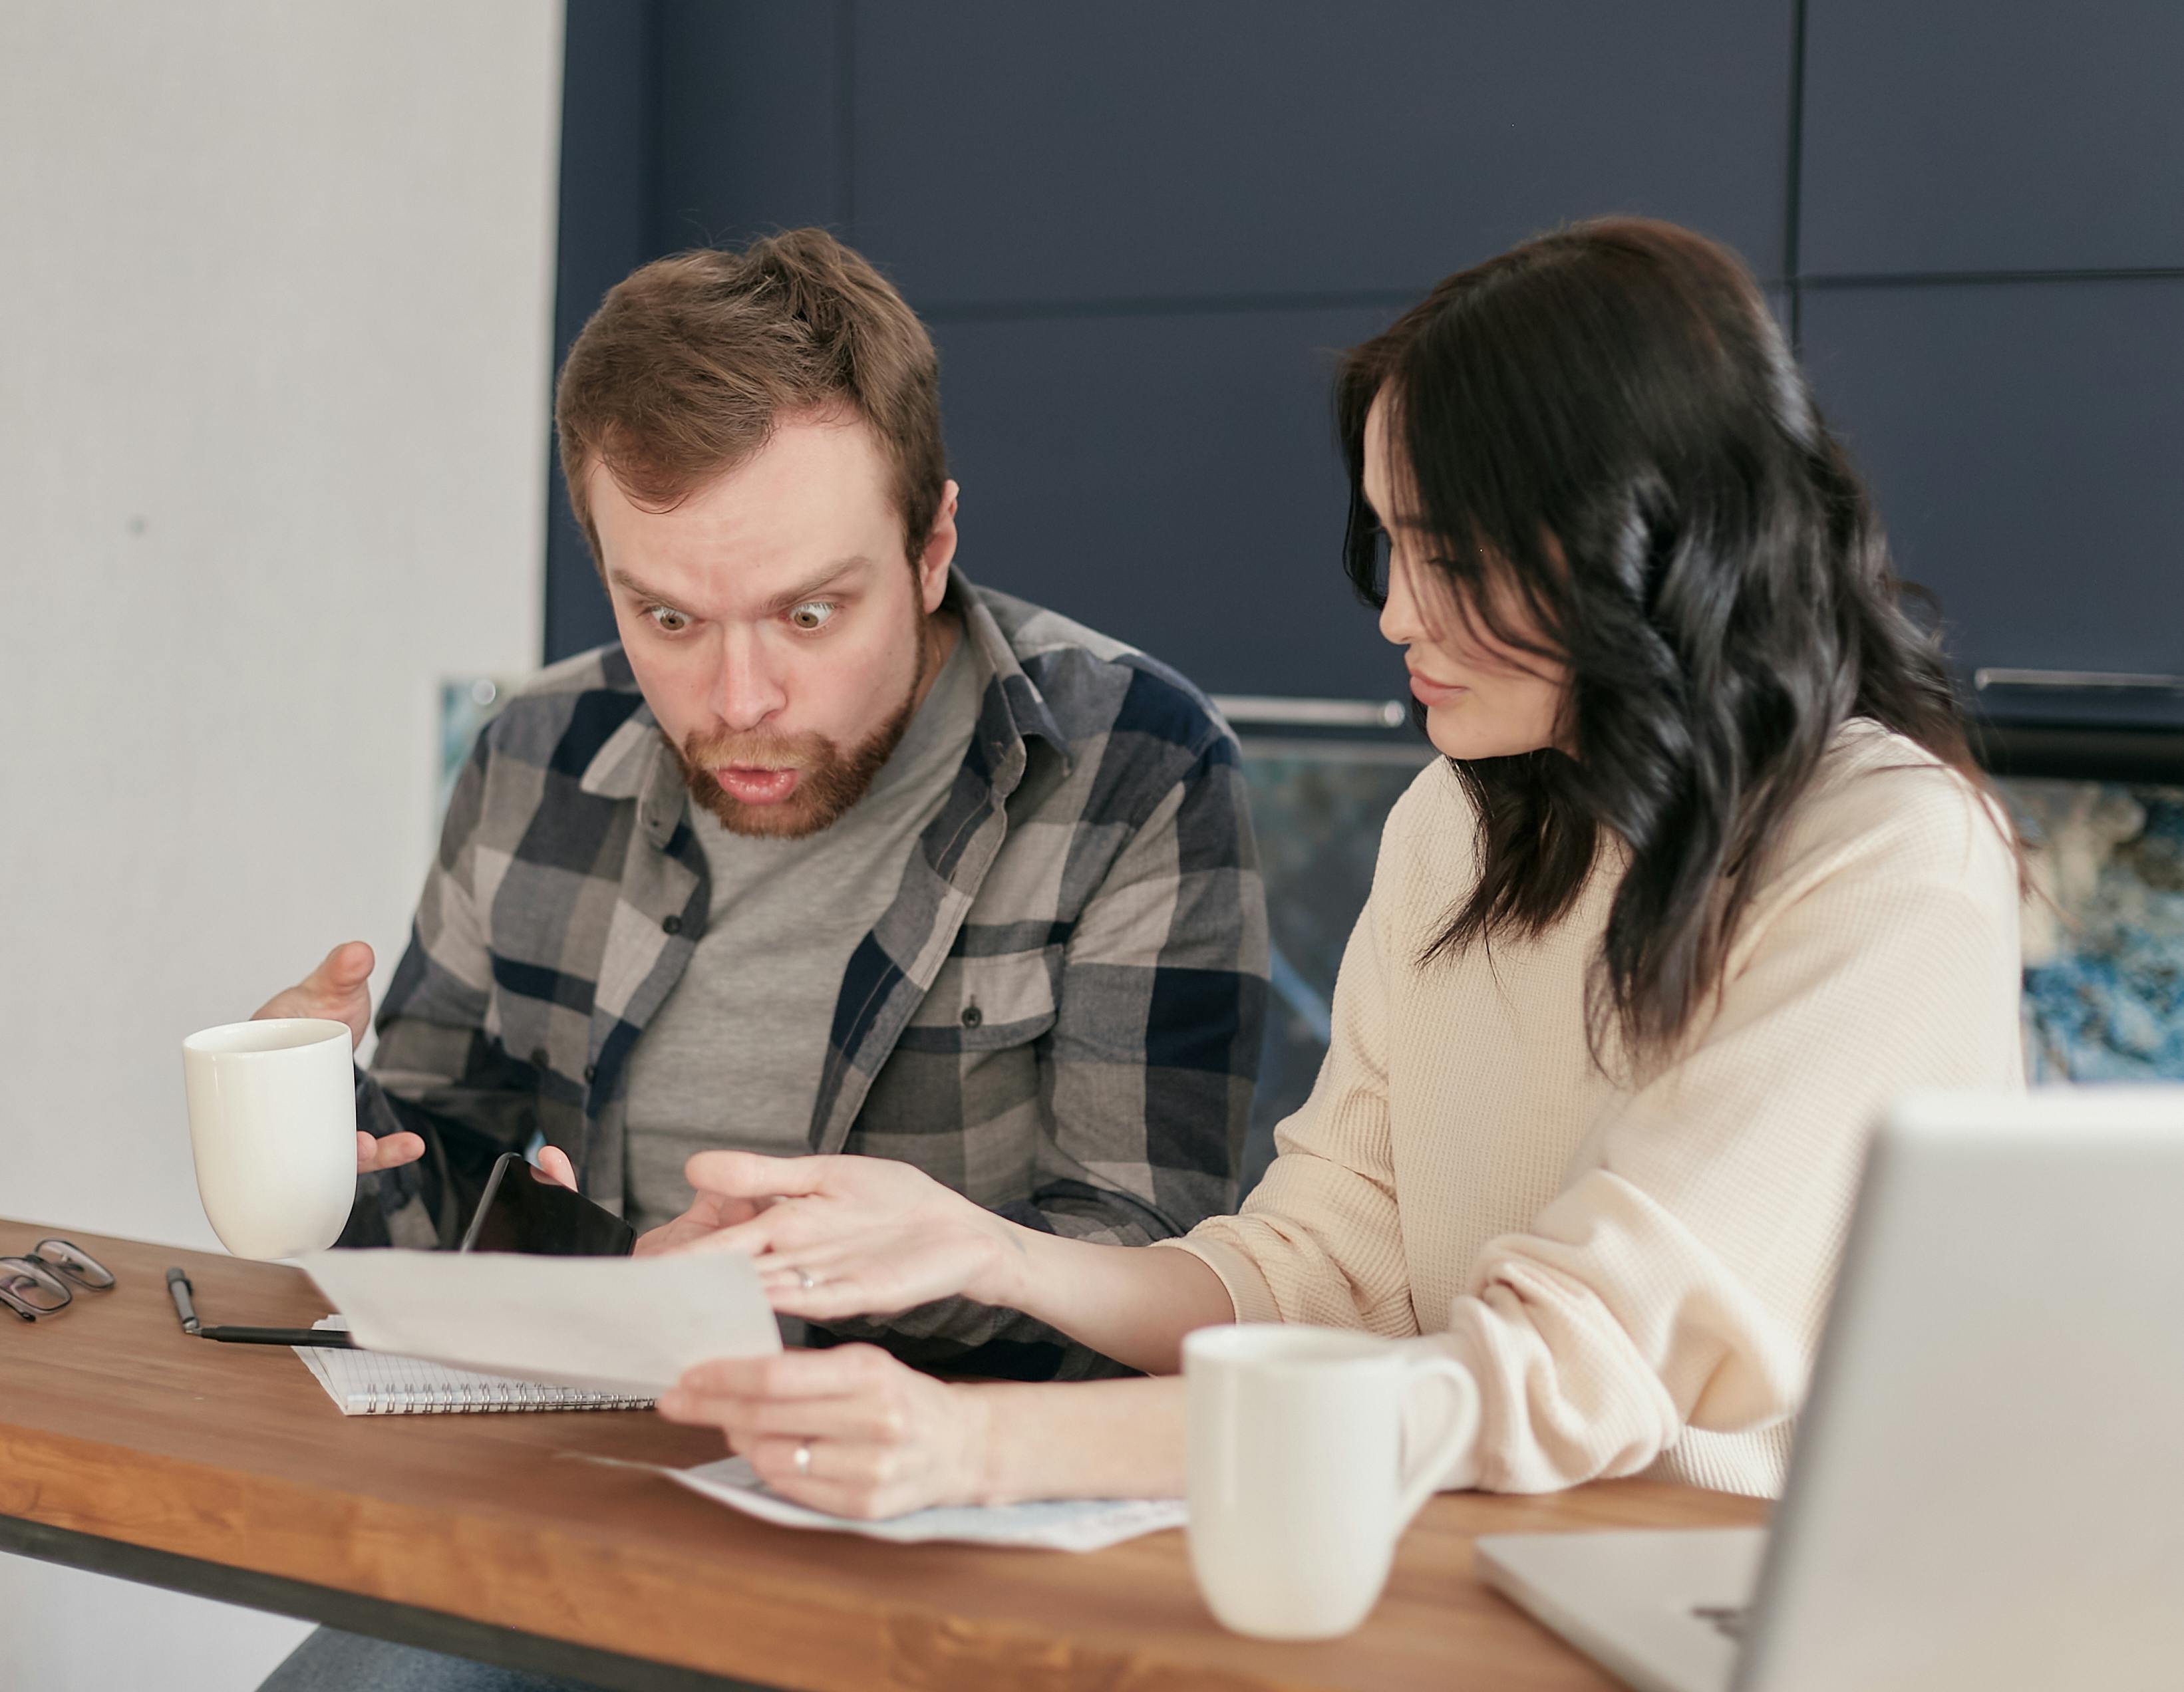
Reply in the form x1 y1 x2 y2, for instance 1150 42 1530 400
251 229 1268 1382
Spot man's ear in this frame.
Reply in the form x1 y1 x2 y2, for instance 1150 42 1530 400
915 479 961 613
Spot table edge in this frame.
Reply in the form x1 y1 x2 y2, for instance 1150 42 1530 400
0 1513 778 1692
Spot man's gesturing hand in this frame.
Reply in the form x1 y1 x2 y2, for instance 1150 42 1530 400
678 1152 1026 1322
253 941 424 1176
630 1187 770 1257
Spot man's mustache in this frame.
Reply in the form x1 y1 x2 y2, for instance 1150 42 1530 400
680 729 835 772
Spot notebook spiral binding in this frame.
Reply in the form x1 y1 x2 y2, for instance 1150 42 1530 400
293 1324 657 1415
359 1375 653 1414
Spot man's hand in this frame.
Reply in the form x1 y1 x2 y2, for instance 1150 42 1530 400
253 941 424 1175
530 1149 756 1260
631 1187 769 1257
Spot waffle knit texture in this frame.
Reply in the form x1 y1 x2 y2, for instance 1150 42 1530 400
1165 720 2024 1497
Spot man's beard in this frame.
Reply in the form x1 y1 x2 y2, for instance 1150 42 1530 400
668 625 941 840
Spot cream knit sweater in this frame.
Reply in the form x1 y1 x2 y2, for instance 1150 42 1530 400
1168 720 2024 1498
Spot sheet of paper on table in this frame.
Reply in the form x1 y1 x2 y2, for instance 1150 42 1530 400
299 1249 780 1394
605 1454 1187 1551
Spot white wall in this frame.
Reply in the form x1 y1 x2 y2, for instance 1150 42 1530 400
0 3 562 1686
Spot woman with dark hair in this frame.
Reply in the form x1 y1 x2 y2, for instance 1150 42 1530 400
652 217 2024 1507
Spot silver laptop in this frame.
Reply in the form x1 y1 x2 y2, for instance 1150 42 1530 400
1478 1087 2184 1692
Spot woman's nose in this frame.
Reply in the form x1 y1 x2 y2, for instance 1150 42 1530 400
1379 559 1424 648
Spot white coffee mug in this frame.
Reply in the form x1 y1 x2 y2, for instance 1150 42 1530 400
1183 1323 1481 1640
182 1018 357 1259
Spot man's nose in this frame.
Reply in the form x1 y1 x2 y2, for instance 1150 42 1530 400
708 631 788 732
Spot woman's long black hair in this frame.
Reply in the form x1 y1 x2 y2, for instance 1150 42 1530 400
1338 217 2007 1061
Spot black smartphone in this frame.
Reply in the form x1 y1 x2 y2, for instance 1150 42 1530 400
457 1151 637 1256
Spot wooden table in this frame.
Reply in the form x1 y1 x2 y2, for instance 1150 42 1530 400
0 1220 1766 1691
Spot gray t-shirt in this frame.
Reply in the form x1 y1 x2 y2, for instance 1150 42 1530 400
619 631 979 1232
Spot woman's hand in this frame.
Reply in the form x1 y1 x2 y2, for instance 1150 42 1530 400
659 1346 991 1518
677 1151 1026 1322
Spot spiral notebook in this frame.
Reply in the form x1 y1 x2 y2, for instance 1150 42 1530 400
293 1319 655 1415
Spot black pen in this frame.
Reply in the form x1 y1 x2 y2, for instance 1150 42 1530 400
165 1268 358 1348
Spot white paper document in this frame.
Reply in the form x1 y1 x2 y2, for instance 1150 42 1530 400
298 1249 782 1393
587 1454 1185 1551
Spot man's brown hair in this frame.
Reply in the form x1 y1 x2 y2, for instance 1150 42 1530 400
554 228 946 571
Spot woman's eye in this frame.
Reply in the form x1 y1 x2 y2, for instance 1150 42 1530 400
645 605 690 633
788 601 838 632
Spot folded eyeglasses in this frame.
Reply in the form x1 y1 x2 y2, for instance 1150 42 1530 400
1 1238 116 1322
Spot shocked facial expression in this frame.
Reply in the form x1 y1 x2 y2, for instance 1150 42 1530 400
589 414 959 838
1362 394 1569 762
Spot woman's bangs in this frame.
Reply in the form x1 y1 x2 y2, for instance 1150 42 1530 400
1393 379 1568 667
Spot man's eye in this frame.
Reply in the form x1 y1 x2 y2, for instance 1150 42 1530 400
788 601 838 632
646 605 691 633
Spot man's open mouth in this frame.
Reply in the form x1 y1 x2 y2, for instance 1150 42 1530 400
714 766 801 805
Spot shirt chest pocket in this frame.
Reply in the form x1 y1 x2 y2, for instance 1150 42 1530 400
899 946 1058 1052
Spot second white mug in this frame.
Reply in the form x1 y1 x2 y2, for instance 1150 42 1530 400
1183 1323 1480 1640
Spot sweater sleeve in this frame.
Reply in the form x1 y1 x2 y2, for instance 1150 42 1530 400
1154 801 1416 1338
1414 765 2024 1492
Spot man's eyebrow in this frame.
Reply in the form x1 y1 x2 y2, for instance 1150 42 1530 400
605 558 871 616
606 567 680 605
762 557 870 615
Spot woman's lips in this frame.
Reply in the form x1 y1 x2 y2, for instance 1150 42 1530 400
1406 670 1468 708
715 766 800 805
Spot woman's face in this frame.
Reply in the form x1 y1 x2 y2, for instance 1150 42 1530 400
1363 394 1569 762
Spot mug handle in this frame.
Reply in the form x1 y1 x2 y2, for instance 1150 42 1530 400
1393 1355 1481 1526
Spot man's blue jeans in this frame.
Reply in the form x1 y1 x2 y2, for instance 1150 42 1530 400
257 1627 608 1691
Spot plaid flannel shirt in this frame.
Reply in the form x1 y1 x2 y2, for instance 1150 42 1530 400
347 569 1269 1379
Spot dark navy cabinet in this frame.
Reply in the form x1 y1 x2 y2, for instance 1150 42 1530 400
549 0 2184 767
937 305 1400 700
1803 279 2184 726
653 1 844 248
851 1 1792 306
1801 0 2184 276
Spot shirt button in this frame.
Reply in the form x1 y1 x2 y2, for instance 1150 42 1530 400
961 1006 983 1028
662 914 683 936
582 1063 597 1083
529 1048 549 1069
